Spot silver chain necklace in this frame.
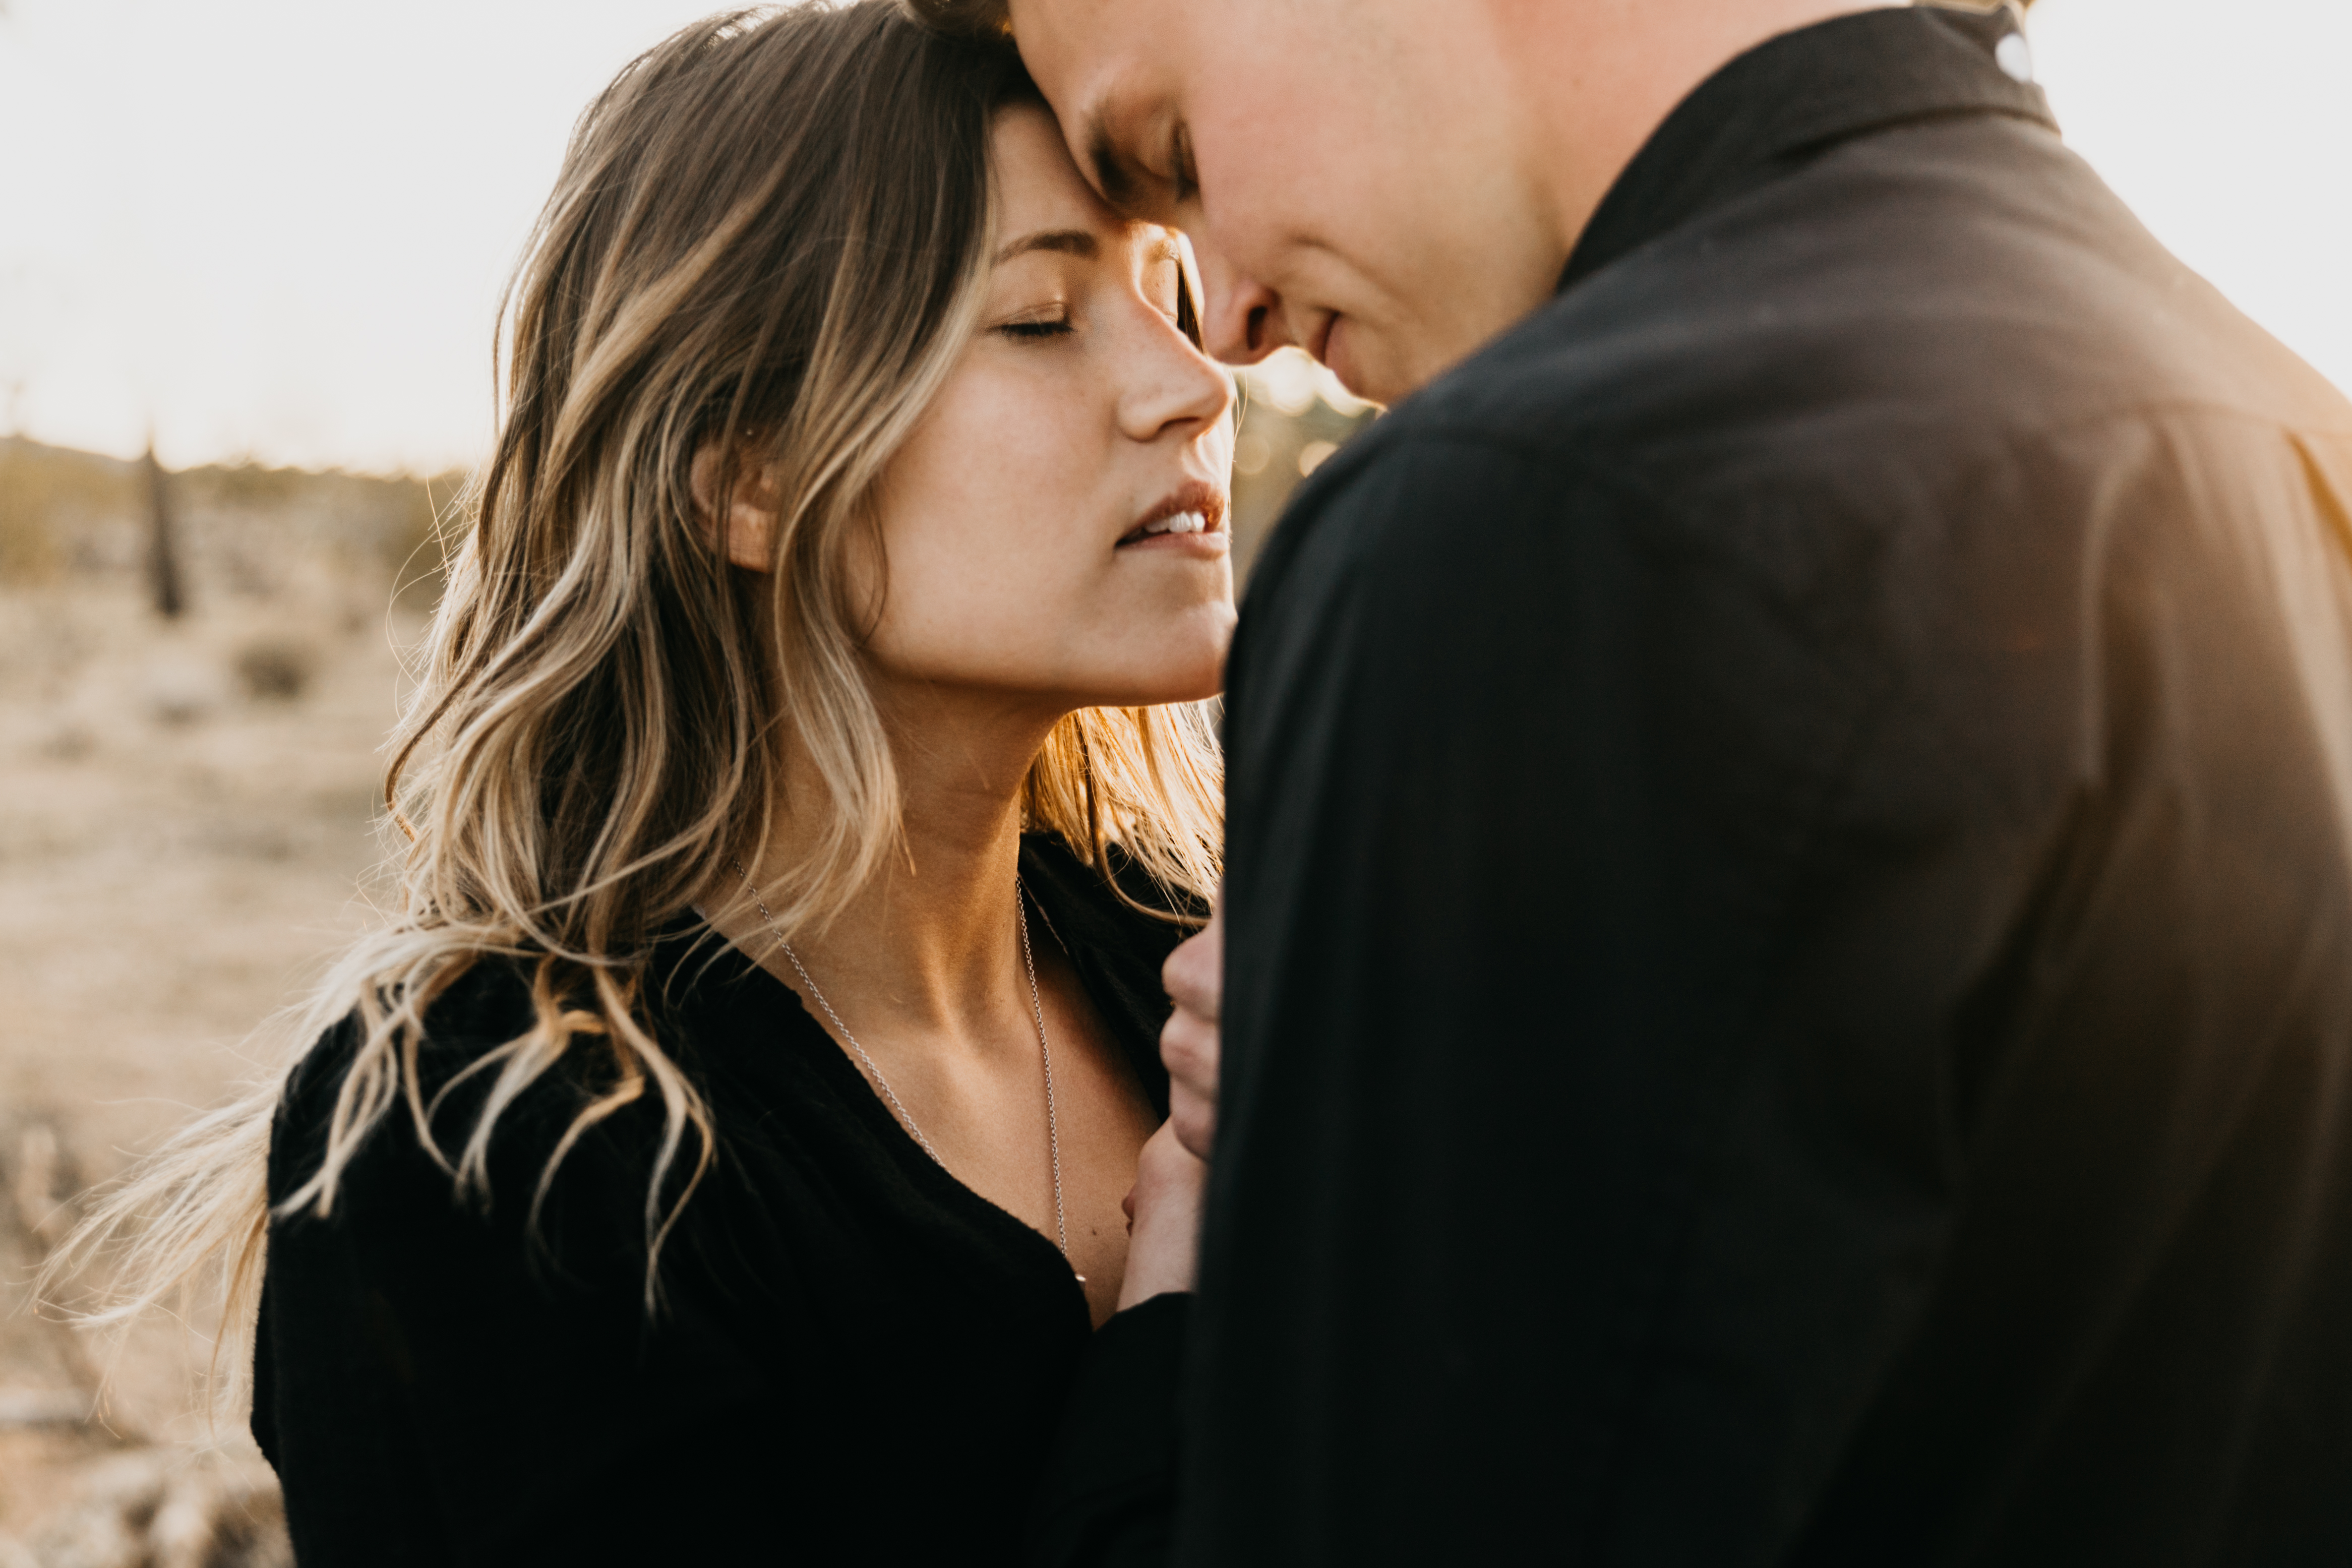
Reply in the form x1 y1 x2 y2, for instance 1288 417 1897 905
735 862 1072 1263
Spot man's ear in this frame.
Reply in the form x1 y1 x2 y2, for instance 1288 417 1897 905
689 442 780 572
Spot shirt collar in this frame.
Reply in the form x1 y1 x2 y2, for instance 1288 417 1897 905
1561 4 2058 293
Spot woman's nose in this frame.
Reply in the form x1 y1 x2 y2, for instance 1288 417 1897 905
1121 313 1235 444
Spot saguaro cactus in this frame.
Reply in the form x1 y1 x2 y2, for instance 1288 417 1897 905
145 439 185 619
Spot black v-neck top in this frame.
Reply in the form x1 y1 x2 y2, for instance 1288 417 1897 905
252 834 1188 1567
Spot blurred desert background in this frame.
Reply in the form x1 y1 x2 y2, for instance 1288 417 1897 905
2 0 2346 1563
0 441 447 1566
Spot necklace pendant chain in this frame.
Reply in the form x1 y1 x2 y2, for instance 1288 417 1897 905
737 861 1072 1262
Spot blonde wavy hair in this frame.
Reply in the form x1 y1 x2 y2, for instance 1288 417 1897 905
47 0 1221 1408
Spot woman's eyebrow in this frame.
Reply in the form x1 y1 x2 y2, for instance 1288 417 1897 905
995 228 1098 264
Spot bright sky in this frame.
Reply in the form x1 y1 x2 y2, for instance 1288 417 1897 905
0 0 2345 474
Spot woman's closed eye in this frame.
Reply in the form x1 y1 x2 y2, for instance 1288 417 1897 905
998 311 1074 342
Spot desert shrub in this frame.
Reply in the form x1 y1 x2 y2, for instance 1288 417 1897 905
232 636 317 701
193 460 312 512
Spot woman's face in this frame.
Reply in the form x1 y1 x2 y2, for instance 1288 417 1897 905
862 103 1236 715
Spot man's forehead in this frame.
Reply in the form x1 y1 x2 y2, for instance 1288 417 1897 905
1011 0 1160 109
1008 0 1165 214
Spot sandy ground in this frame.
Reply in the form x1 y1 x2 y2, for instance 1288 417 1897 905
0 564 415 1563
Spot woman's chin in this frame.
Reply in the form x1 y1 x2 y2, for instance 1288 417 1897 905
1076 643 1231 710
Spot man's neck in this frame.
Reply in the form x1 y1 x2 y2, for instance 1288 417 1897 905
1499 0 1913 276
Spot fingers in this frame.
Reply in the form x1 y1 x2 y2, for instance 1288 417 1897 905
1133 1119 1201 1186
1161 999 1220 1159
1169 1089 1216 1164
1162 940 1223 1024
1167 1069 1218 1164
1160 1002 1218 1095
1119 1122 1210 1310
1161 894 1225 1160
1162 904 1224 1023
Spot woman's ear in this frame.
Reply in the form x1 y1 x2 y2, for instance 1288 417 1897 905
689 443 780 572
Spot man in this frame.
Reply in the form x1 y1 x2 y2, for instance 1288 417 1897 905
912 0 2352 1560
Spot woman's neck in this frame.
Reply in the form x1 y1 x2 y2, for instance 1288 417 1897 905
744 681 1062 1044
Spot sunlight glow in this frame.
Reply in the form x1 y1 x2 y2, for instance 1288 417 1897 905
0 0 2343 473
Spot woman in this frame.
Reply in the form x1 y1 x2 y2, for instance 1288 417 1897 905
63 5 1227 1563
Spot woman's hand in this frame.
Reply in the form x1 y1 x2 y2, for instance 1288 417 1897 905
1117 900 1217 1312
1117 1122 1208 1311
1160 899 1222 1160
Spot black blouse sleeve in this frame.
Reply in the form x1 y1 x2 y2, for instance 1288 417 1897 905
1027 1292 1193 1568
255 1008 777 1568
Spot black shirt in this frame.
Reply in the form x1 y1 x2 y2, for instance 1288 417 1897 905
253 834 1184 1567
1043 6 2352 1565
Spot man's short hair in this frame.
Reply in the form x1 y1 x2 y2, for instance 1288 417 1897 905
900 0 2040 40
899 0 1012 39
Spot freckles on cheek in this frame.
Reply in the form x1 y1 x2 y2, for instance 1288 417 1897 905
949 379 1107 554
871 365 1122 676
931 362 1088 504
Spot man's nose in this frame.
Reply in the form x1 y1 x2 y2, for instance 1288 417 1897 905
1196 244 1296 366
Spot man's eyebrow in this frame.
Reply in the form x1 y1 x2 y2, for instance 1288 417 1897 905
994 228 1098 264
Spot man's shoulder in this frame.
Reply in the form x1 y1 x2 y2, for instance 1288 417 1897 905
1296 108 2348 548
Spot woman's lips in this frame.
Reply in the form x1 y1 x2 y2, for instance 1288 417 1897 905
1118 524 1231 557
1117 483 1228 549
1124 508 1210 542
